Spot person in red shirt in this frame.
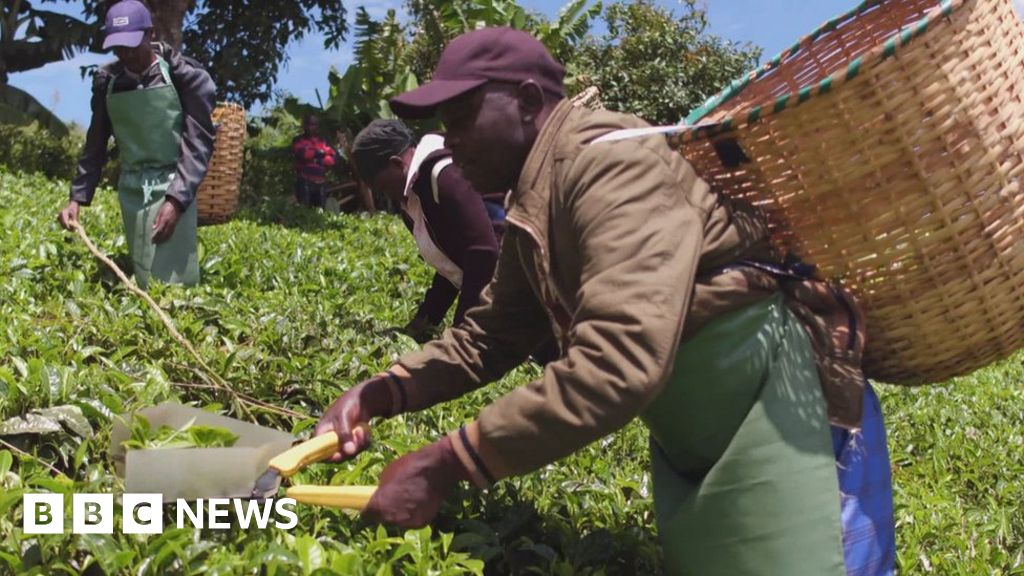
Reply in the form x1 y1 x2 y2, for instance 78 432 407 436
292 113 338 208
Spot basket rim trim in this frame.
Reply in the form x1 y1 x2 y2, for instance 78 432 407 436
676 0 962 143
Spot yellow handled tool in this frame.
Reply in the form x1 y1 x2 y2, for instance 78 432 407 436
266 429 353 477
286 485 377 509
250 424 375 509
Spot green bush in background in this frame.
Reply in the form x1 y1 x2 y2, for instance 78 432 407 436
0 123 81 181
0 122 121 189
242 146 295 207
241 105 301 205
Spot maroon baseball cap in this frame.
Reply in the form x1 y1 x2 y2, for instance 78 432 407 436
389 27 566 120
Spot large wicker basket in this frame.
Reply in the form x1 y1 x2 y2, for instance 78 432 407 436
670 0 1024 384
196 102 246 225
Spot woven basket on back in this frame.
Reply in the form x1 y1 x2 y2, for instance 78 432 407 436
667 0 1024 385
196 102 246 225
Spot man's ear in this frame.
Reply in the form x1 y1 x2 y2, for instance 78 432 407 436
516 80 546 123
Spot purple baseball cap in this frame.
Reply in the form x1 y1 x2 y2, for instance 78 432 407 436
389 27 566 120
102 0 153 50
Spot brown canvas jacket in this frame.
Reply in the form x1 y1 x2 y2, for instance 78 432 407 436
394 99 859 487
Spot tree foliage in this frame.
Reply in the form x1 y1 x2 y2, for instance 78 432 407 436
402 0 531 82
283 0 602 145
269 7 419 153
80 0 350 107
82 0 350 108
0 0 98 83
533 0 604 67
179 0 349 107
8 0 349 110
402 0 600 83
277 0 757 135
572 0 761 124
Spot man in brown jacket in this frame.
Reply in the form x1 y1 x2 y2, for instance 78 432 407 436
315 28 894 576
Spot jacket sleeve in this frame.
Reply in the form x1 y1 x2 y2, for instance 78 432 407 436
449 141 710 487
70 72 113 205
166 57 217 209
396 234 552 413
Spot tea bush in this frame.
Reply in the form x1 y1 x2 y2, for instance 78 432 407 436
0 168 1021 574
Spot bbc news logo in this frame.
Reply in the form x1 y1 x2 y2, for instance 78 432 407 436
23 494 298 534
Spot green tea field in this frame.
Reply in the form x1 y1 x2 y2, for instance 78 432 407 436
1 169 1022 574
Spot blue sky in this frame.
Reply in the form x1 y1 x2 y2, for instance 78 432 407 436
10 0 1023 127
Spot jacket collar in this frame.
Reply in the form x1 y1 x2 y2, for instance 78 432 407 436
505 99 575 249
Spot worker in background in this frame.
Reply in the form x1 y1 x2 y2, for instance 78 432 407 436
292 113 338 209
58 0 215 289
351 119 502 342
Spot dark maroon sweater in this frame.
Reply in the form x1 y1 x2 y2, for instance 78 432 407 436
403 150 500 326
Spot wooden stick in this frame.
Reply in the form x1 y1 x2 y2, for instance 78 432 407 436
72 223 221 383
71 222 305 421
171 381 308 420
0 438 64 478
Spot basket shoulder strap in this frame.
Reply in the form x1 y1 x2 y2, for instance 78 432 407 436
430 158 453 204
590 125 690 145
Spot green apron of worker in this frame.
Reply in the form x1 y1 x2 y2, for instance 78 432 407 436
642 293 845 575
106 56 199 290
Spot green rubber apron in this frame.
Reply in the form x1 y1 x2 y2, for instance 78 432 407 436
642 293 845 575
106 56 199 289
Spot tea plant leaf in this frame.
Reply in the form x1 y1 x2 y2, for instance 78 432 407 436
186 424 240 448
295 534 325 575
0 413 62 435
33 405 92 438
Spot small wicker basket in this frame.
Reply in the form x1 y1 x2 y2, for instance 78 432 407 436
196 102 246 225
670 0 1024 384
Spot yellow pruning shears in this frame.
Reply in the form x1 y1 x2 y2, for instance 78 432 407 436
250 424 377 510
